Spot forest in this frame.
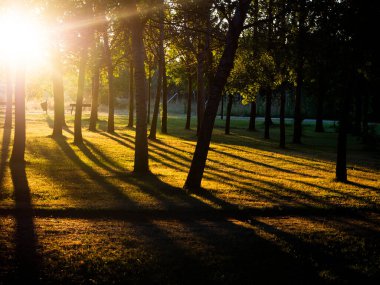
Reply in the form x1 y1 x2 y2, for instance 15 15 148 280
0 0 379 284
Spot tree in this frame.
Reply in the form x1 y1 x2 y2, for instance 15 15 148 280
10 67 26 164
184 0 252 191
126 0 149 173
52 50 65 137
4 65 12 129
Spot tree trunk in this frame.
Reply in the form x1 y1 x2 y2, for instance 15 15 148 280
149 60 162 140
315 69 325 132
196 51 205 136
128 0 149 173
74 48 87 145
248 101 256 131
10 67 26 164
279 88 286 148
104 30 115 133
160 3 168 134
264 89 272 139
293 0 306 144
185 73 192 130
225 93 233 135
52 51 65 137
89 64 100 131
4 65 12 129
128 62 134 128
184 0 251 191
220 93 224 120
147 64 152 124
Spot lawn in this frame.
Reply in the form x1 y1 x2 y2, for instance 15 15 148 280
0 112 379 284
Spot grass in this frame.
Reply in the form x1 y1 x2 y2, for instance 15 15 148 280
0 111 379 284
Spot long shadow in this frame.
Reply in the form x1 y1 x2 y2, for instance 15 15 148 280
10 163 40 284
0 127 11 189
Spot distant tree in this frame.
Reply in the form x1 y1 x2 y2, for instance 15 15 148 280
52 50 65 137
4 65 12 129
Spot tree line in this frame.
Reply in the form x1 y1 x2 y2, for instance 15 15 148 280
2 0 379 191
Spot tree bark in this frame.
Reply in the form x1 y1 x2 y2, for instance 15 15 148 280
10 67 26 164
89 63 100 131
248 101 256 131
149 61 162 140
264 89 272 139
147 64 152 124
73 48 87 145
128 62 134 128
104 29 115 133
160 3 168 134
185 73 192 130
128 1 149 173
196 50 205 136
52 51 65 137
279 89 286 148
184 0 251 191
225 93 233 135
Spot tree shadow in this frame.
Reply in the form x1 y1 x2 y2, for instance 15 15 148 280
10 163 40 284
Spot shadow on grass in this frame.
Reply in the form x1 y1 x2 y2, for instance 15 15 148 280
10 163 41 284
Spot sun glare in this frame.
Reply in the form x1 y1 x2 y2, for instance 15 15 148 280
0 9 49 68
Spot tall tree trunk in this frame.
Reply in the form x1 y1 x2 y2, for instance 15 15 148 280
279 88 286 148
128 62 134 128
264 89 272 139
160 2 168 134
89 63 100 131
4 65 12 129
225 93 233 135
52 51 65 137
149 60 162 140
315 70 325 132
336 89 350 182
10 67 26 164
185 72 192 130
184 0 251 191
104 30 115 133
128 1 149 173
161 61 168 133
220 93 224 120
196 51 205 136
74 48 87 145
293 0 306 144
248 100 256 131
147 64 152 124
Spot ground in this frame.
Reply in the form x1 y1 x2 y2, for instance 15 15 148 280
0 112 379 284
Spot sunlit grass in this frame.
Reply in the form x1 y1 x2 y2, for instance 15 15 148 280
0 113 379 211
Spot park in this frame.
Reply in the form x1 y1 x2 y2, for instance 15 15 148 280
1 0 379 284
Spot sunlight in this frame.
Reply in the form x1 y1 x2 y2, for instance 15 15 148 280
0 8 49 68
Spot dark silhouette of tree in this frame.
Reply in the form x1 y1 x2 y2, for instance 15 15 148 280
184 0 252 191
4 65 12 129
52 50 65 137
128 62 134 128
10 67 26 164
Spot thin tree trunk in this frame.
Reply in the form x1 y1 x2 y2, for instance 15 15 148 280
196 51 205 135
160 2 168 134
248 100 256 131
149 63 162 140
147 64 151 124
279 89 286 148
264 89 272 139
128 62 134 128
184 0 251 191
104 30 115 133
89 64 100 131
185 73 192 130
74 48 87 145
52 51 65 137
315 69 325 132
225 93 233 135
4 65 12 129
293 0 306 144
221 93 224 120
128 0 149 173
10 67 26 164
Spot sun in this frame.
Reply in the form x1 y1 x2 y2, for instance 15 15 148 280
0 8 49 68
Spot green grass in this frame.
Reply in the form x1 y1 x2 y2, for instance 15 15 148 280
0 112 379 284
